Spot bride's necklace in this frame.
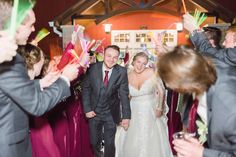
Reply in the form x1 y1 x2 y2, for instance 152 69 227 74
133 71 143 78
131 72 146 90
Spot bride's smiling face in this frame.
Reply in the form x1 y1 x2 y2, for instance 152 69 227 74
133 56 148 74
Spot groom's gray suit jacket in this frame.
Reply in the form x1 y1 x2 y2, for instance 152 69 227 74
82 62 131 123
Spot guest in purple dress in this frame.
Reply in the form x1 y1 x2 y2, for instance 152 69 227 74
18 44 62 157
49 51 94 157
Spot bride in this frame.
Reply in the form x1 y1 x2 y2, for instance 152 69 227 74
115 52 173 157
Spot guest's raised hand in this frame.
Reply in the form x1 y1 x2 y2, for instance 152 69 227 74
61 63 79 81
0 30 17 63
79 52 90 67
71 30 78 45
85 111 96 118
183 13 199 33
39 71 60 89
53 55 62 64
173 136 203 157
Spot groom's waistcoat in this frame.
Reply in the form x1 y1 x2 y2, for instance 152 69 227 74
95 84 111 115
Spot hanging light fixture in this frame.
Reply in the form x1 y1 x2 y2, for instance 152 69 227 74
103 23 112 34
176 22 183 31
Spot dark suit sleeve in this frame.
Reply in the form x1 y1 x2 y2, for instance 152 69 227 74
119 68 131 119
0 56 71 116
203 113 236 157
190 31 236 66
82 67 92 113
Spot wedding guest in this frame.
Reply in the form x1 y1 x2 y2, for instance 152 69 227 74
183 13 236 66
47 42 91 157
158 46 236 157
18 43 61 157
0 6 79 157
181 26 222 134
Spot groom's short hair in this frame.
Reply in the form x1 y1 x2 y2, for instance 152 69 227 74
104 45 120 54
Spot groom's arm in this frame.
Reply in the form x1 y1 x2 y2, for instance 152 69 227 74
119 68 131 119
82 68 92 113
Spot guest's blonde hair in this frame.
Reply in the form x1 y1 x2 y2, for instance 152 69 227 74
157 46 216 95
226 26 236 42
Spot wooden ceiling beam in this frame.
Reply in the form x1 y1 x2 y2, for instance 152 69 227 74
54 0 99 25
176 0 182 15
145 0 166 7
104 0 111 14
118 0 137 7
73 15 103 19
95 6 178 24
191 0 235 23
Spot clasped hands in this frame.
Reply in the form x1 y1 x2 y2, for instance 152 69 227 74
86 111 130 130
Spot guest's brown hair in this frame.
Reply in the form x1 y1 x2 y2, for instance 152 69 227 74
203 26 221 48
157 46 217 95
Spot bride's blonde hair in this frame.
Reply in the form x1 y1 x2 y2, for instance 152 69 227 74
131 52 148 66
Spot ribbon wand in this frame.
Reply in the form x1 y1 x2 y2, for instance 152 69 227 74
181 0 187 14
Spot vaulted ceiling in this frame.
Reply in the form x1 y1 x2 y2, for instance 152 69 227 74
54 0 235 28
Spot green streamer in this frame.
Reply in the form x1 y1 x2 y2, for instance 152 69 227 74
34 28 50 43
193 9 208 27
8 0 36 37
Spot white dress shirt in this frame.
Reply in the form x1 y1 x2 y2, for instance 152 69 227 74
102 63 113 81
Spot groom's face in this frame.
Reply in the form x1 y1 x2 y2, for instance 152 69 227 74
104 47 119 69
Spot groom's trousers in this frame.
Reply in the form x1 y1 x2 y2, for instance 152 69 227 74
88 113 116 157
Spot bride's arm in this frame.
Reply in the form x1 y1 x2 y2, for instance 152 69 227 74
155 77 166 117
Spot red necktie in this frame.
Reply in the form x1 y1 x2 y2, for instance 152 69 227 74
104 70 109 88
188 98 199 133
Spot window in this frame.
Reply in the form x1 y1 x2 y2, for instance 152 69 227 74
114 33 130 43
163 33 174 43
135 33 151 43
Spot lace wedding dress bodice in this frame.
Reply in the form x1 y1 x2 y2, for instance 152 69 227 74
129 75 156 96
115 74 173 157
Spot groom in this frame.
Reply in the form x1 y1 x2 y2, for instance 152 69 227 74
82 45 131 157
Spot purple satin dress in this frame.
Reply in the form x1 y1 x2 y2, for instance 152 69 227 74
49 68 94 157
167 90 183 155
30 117 61 157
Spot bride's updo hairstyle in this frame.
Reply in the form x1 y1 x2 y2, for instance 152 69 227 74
157 46 217 95
131 52 149 66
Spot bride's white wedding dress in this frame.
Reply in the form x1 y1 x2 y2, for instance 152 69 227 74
115 74 173 157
